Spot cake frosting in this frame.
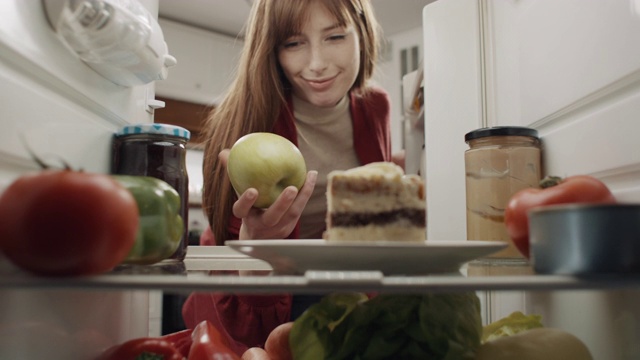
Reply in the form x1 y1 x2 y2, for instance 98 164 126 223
325 162 426 242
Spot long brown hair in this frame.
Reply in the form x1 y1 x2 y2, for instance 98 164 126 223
202 0 381 245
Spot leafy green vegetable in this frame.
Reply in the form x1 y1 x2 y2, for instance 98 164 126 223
482 311 543 343
289 293 368 359
290 292 482 360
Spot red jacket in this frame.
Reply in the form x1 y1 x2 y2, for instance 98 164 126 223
182 87 391 355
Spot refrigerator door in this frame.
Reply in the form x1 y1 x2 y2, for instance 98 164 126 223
0 0 164 357
0 0 159 183
43 0 177 87
423 0 640 358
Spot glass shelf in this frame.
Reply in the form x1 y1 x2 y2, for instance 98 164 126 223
1 246 639 295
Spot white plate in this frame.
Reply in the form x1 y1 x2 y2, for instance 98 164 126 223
225 239 507 275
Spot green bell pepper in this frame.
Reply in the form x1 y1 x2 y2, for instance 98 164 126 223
113 176 184 265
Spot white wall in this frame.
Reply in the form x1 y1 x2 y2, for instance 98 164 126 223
156 19 243 105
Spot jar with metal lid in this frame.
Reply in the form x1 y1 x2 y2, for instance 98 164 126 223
464 126 541 261
112 123 190 262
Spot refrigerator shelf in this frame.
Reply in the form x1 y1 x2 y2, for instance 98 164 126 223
1 246 639 295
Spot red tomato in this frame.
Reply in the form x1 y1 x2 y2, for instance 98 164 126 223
242 347 271 360
264 322 293 360
504 175 616 258
0 170 138 276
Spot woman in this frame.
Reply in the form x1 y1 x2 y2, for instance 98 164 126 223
183 0 392 354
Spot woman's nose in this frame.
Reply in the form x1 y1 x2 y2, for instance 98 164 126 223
308 44 328 73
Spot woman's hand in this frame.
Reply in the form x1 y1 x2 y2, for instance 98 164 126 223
219 150 318 240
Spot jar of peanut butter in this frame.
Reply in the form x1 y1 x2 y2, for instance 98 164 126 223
464 126 541 262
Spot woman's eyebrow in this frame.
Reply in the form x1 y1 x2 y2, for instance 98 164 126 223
323 23 343 32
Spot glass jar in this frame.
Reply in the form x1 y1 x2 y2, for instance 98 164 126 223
464 126 541 262
112 123 190 262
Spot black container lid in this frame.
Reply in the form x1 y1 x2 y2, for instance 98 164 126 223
464 126 538 142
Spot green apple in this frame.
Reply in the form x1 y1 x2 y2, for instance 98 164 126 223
227 132 307 208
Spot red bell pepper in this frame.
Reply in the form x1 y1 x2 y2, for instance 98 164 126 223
162 329 194 358
96 337 184 360
188 320 241 360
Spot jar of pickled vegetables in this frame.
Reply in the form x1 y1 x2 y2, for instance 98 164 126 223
112 123 190 262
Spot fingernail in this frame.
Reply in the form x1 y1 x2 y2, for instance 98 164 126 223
246 189 257 199
309 170 318 183
284 187 297 198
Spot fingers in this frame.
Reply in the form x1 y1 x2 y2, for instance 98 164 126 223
233 188 259 218
260 186 299 226
234 170 318 240
287 170 318 215
298 171 318 202
261 171 318 226
218 149 230 167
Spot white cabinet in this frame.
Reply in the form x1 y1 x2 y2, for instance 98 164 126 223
156 19 243 105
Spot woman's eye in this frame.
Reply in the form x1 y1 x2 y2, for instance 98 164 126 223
282 40 301 49
328 34 346 41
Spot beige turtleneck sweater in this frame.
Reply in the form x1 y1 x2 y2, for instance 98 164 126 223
292 94 360 239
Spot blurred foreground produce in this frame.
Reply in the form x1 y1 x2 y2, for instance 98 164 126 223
96 337 184 360
0 170 138 276
290 292 482 360
241 322 293 359
113 176 184 265
95 320 239 360
188 319 241 360
241 347 271 360
482 311 543 342
93 308 591 360
476 328 593 360
504 175 616 258
477 311 593 360
265 322 294 360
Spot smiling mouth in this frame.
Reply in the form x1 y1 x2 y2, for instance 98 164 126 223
305 76 336 90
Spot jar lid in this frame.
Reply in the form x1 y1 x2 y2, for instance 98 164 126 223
115 123 191 140
464 126 538 142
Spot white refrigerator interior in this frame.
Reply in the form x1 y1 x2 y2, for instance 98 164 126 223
0 0 166 358
3 0 640 358
423 0 640 358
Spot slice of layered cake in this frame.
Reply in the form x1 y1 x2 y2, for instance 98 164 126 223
325 162 426 242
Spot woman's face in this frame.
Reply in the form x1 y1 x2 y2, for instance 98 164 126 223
277 0 361 108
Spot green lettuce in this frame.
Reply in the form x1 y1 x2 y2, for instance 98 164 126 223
482 311 543 343
290 292 482 360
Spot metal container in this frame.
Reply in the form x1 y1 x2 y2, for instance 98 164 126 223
529 204 640 274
